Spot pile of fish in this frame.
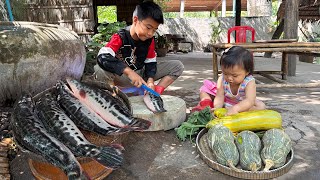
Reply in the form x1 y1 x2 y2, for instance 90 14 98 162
10 78 152 179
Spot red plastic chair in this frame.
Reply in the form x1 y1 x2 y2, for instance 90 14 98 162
227 26 255 43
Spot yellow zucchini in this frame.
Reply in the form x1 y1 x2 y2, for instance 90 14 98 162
213 108 227 118
206 110 282 132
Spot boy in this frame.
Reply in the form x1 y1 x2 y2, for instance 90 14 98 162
94 1 184 95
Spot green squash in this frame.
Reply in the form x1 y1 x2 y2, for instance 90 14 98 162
236 131 262 171
261 128 292 171
207 124 240 172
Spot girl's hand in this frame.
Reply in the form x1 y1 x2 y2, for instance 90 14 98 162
226 107 239 116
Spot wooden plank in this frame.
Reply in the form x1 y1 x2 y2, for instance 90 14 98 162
257 82 320 88
254 39 297 43
249 47 320 52
217 70 283 74
213 42 320 48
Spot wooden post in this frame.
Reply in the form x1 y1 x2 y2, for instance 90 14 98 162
281 52 288 80
222 0 226 17
235 0 241 26
180 0 185 18
212 48 219 81
283 0 299 76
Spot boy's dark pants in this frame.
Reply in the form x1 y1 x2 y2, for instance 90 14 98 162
93 60 184 87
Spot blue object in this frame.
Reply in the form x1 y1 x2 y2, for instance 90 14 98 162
5 0 14 21
120 86 144 96
120 84 160 97
141 84 160 97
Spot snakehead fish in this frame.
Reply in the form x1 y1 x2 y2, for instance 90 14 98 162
11 94 88 180
56 81 130 135
35 92 124 169
143 92 167 113
65 78 151 130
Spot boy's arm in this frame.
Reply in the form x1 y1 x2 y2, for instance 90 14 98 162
214 76 225 108
227 80 256 115
96 34 127 76
144 38 157 82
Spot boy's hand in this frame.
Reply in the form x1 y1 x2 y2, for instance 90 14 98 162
146 78 155 90
124 68 146 87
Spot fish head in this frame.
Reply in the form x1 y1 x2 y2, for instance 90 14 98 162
16 93 34 109
65 78 86 98
56 81 73 94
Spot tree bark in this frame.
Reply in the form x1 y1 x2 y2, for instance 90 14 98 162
283 0 299 76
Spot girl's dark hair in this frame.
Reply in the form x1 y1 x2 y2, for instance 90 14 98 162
133 1 164 24
220 46 254 74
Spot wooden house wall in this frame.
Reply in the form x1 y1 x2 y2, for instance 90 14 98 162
24 0 95 41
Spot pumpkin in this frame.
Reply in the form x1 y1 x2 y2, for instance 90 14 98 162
235 131 262 171
261 128 292 171
206 110 282 133
207 124 240 172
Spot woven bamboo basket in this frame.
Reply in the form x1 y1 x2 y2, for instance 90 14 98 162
28 157 112 180
196 128 294 179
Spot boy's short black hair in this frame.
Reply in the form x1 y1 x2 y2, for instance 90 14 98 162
220 46 254 74
133 1 164 24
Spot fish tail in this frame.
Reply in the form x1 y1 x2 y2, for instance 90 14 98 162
89 146 124 169
64 164 89 180
66 172 89 180
128 117 152 131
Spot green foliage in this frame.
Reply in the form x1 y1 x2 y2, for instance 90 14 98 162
85 21 126 66
210 20 222 43
97 6 117 23
152 0 171 10
175 107 213 141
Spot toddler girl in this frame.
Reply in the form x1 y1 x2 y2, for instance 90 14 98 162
192 46 265 115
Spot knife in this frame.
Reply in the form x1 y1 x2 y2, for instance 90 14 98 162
141 84 160 97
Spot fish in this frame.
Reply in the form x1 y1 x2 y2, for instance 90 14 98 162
81 81 132 113
65 78 151 130
143 92 167 113
56 81 130 135
35 92 124 169
11 93 88 180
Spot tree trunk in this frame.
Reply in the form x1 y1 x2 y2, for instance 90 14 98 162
284 0 299 76
247 0 272 16
264 19 284 58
